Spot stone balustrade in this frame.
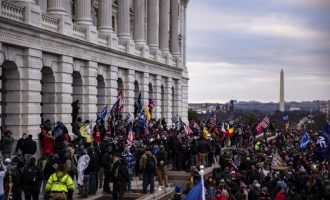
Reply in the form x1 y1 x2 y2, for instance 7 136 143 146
1 0 24 22
97 33 108 46
73 24 87 40
134 46 143 57
41 14 59 32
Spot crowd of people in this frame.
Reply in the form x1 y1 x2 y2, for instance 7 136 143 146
0 108 329 200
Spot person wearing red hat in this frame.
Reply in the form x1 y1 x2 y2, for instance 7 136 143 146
275 187 286 200
1 128 14 159
212 189 228 200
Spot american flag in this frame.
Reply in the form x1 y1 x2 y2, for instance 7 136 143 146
256 115 270 134
208 112 217 128
117 90 124 112
183 123 193 135
127 130 134 148
172 114 181 131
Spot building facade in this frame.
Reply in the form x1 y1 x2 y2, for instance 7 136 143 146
0 0 189 139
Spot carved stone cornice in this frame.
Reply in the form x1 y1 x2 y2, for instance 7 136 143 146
181 0 189 8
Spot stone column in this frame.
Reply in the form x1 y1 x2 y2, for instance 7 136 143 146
109 66 119 105
164 78 172 122
147 0 159 49
183 1 188 67
153 75 162 119
170 0 180 56
159 0 170 53
54 55 73 132
0 43 2 133
133 0 146 45
124 69 135 114
47 0 66 15
117 0 130 39
98 0 113 33
141 72 149 103
181 78 188 123
47 0 73 36
75 0 93 25
19 48 43 138
81 61 98 120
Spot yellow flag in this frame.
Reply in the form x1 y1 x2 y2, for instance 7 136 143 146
146 105 151 121
203 127 209 140
80 124 92 143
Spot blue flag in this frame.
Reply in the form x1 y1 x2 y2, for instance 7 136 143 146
325 122 330 139
96 105 108 123
138 109 146 127
282 114 289 121
300 132 310 149
184 181 203 200
315 131 329 162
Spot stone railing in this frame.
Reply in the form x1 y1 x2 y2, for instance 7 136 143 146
118 40 126 52
1 0 24 22
149 50 156 60
41 14 59 32
73 24 87 40
97 33 108 46
134 46 142 57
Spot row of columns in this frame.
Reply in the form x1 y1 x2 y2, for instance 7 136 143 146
1 50 181 138
41 0 181 56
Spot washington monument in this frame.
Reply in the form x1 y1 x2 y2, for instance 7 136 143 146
279 69 285 112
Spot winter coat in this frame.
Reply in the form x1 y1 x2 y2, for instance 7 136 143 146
1 134 14 154
24 138 37 154
16 138 28 152
42 135 54 156
275 191 286 200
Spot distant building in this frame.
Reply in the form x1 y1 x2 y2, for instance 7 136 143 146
279 69 285 112
289 107 301 111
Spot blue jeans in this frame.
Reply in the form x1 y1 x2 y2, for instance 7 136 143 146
0 195 5 200
88 172 97 194
128 173 133 192
190 154 198 167
142 170 155 193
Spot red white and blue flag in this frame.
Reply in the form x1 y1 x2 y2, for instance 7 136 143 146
256 115 270 134
208 112 217 128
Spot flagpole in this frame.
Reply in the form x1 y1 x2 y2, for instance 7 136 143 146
199 165 206 200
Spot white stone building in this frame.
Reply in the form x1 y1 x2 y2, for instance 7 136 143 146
0 0 189 139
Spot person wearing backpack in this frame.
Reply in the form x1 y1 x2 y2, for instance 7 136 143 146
156 145 168 190
111 153 122 200
140 150 157 193
22 157 44 200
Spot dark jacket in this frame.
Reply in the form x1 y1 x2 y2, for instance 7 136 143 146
156 150 168 166
198 140 208 154
1 134 14 154
22 164 44 191
24 138 37 154
118 159 129 183
16 138 28 152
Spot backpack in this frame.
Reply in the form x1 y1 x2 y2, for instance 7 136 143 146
111 160 121 180
146 156 156 171
23 165 38 183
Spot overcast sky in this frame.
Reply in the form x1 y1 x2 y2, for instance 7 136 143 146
187 0 330 103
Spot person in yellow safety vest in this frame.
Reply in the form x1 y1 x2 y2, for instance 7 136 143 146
255 141 261 151
46 164 74 200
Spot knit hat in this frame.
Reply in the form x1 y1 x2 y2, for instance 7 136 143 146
175 185 181 193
